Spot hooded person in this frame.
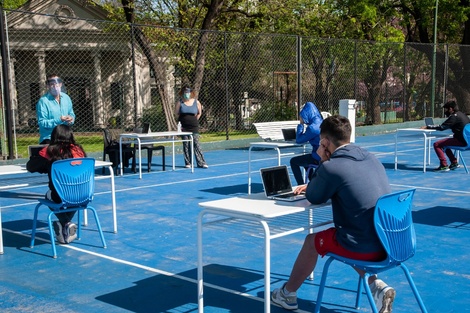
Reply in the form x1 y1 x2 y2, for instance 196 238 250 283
289 101 323 185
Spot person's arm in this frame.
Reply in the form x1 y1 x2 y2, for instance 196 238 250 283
62 93 75 125
36 98 62 130
196 101 202 120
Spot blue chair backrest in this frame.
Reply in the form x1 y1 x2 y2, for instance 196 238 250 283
50 158 95 208
374 189 416 263
462 123 470 147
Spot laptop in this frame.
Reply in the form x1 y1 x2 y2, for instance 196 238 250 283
424 117 434 127
28 144 48 157
260 165 306 202
282 128 297 142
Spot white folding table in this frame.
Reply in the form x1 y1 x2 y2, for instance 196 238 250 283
119 131 194 179
197 193 332 313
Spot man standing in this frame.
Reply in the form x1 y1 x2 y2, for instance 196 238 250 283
272 115 395 313
36 74 75 144
422 100 470 171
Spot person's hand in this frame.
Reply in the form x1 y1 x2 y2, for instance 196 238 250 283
293 185 307 195
420 125 427 129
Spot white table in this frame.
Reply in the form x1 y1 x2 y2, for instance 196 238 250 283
0 160 117 254
197 193 332 313
395 128 453 172
248 142 306 194
119 131 194 179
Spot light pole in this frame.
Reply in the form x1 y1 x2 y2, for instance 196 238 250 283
430 0 438 117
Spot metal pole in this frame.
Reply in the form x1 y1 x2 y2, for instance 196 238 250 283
0 5 14 160
296 36 302 112
430 0 438 117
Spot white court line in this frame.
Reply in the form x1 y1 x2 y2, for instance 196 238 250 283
3 228 313 312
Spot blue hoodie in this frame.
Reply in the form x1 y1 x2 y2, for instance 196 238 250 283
296 102 322 162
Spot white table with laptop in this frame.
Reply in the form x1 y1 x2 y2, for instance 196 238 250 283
119 130 194 179
248 128 307 194
0 157 117 254
395 117 452 172
198 165 333 313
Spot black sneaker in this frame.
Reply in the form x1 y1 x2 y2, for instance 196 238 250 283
449 163 461 170
53 221 65 244
433 165 450 172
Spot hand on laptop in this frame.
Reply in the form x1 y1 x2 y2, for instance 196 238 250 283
293 185 307 195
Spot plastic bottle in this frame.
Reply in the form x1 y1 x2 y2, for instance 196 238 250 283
177 121 182 132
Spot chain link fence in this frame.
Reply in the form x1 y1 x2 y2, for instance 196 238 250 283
1 9 468 159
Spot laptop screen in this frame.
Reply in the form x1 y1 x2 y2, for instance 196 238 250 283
260 166 293 196
424 117 434 126
282 128 296 141
28 144 48 157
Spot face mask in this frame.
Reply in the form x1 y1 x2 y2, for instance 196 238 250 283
183 92 191 100
49 86 61 96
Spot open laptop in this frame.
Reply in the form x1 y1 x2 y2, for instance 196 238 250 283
281 128 296 142
28 144 48 157
260 165 306 201
142 123 151 133
424 117 434 127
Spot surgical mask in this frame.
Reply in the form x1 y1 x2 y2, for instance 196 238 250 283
183 92 191 100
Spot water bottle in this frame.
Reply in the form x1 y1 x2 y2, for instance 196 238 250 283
177 121 182 132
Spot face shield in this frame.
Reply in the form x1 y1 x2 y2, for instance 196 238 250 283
47 78 63 96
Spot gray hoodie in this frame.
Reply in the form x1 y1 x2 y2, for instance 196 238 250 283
306 144 391 253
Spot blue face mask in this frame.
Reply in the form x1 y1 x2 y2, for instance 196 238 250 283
183 92 191 100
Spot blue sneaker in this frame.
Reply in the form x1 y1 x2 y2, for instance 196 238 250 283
271 283 298 310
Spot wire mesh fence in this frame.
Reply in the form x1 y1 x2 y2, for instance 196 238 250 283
1 9 468 159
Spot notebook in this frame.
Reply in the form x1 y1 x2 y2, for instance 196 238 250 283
260 165 306 201
424 117 434 127
28 144 48 157
282 128 297 142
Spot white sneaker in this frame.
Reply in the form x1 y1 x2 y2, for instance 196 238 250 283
271 283 298 310
63 222 77 244
370 279 396 313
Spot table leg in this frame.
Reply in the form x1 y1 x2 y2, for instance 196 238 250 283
248 146 253 194
275 148 281 165
119 137 123 176
137 139 142 179
423 134 427 173
0 207 3 254
394 132 398 170
109 166 117 233
191 135 194 173
261 221 271 313
197 211 205 313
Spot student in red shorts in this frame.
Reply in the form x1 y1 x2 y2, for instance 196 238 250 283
272 115 395 313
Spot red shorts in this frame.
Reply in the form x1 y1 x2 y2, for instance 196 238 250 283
314 228 386 261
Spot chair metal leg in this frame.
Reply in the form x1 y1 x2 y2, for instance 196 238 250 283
86 206 107 248
47 211 58 258
399 264 428 312
314 256 334 313
355 275 364 309
30 203 42 248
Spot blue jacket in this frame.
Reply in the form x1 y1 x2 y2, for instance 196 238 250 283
296 102 322 162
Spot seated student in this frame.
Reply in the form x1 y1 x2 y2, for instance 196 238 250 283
289 101 322 185
272 115 395 312
421 100 470 171
26 124 86 244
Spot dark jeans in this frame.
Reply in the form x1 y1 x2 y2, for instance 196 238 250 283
433 137 466 166
290 153 318 185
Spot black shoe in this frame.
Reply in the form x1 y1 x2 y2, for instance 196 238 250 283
449 163 461 170
433 165 450 172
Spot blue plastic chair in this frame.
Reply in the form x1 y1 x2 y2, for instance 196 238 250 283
445 123 470 174
30 158 107 258
314 189 428 313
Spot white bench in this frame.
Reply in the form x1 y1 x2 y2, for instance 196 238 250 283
253 121 299 141
253 112 331 141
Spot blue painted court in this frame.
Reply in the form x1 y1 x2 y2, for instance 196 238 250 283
0 130 469 313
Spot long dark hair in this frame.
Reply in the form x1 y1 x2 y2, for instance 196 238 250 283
47 124 86 162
